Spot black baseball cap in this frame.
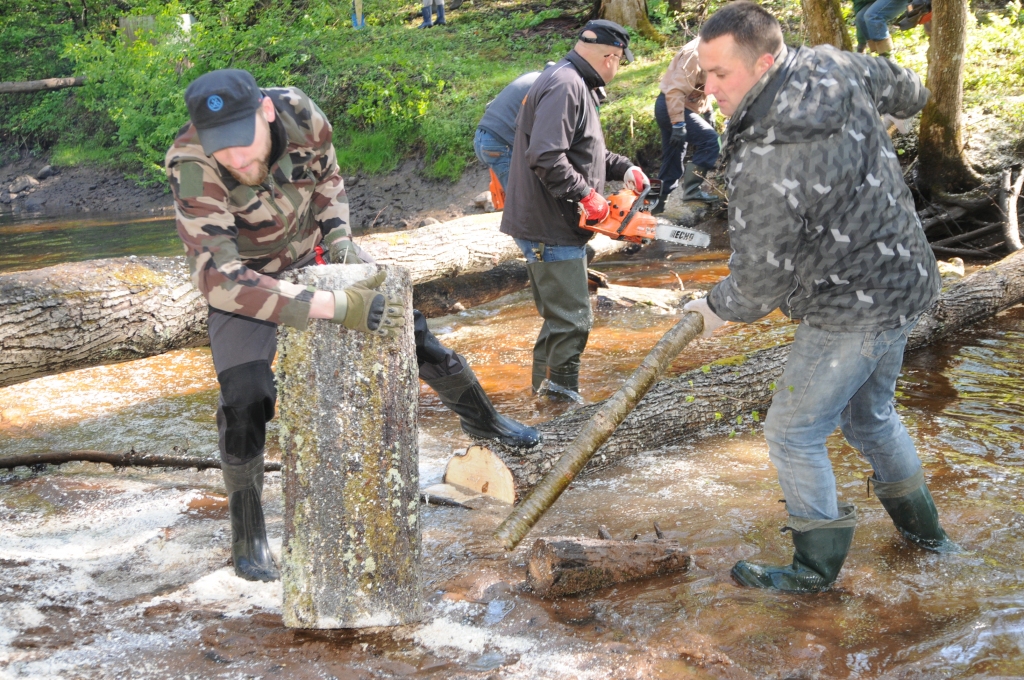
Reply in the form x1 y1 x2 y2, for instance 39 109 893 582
184 69 263 155
579 19 634 64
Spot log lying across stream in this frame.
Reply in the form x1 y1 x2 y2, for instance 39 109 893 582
0 213 634 388
487 248 1024 494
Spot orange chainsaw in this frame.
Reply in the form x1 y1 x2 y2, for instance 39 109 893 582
578 180 710 248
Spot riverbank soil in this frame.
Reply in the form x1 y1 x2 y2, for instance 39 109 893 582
0 152 494 229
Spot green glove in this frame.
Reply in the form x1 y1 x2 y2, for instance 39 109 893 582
322 230 370 264
330 270 405 337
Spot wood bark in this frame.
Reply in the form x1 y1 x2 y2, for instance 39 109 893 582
0 77 86 94
0 256 207 388
801 0 852 50
277 264 421 629
0 449 281 472
527 536 690 597
915 0 984 194
0 215 634 387
1000 167 1024 252
487 248 1024 494
598 0 665 42
494 313 704 550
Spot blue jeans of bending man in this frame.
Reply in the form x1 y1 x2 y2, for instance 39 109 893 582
654 92 720 197
764 319 924 521
856 0 906 42
474 127 512 190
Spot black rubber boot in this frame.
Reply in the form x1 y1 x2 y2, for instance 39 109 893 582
526 257 592 396
222 455 280 582
434 2 446 24
871 470 959 553
424 360 541 448
681 162 718 202
732 504 856 592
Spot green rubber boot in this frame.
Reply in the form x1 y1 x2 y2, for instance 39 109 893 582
526 257 592 396
222 454 280 582
732 504 856 592
681 162 718 202
871 470 959 553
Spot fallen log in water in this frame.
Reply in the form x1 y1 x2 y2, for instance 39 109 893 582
486 248 1024 493
0 214 634 387
527 535 690 597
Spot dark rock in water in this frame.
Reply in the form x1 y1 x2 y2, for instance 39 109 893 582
36 165 55 180
0 192 11 204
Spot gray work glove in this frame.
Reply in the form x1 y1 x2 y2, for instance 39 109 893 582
331 270 405 337
683 296 727 338
322 230 376 264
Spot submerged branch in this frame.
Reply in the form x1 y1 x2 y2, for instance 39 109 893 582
0 449 281 472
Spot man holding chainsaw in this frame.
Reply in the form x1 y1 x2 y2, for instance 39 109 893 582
683 2 956 592
500 20 649 397
166 69 539 583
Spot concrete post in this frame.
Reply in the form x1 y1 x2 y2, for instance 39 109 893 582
277 264 420 628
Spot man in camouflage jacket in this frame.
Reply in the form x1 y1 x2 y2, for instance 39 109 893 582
682 3 956 593
166 69 539 583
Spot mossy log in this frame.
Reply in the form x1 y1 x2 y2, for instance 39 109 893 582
0 215 633 387
527 536 690 597
487 248 1024 493
276 264 420 629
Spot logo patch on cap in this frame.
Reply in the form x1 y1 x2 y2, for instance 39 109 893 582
207 95 224 112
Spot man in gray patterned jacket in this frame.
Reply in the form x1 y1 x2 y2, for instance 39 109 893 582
681 2 957 593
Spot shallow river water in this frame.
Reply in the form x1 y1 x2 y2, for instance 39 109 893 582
2 214 1024 679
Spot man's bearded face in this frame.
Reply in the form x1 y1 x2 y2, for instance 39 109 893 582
213 110 273 186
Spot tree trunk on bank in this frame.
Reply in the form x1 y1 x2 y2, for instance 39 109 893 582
802 0 853 50
276 264 420 629
487 248 1024 493
0 214 634 388
598 0 665 42
916 0 984 194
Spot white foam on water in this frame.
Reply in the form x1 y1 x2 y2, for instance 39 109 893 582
141 566 282 616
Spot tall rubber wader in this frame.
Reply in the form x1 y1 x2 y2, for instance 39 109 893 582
526 257 592 392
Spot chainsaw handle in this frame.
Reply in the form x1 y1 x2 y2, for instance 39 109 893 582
617 185 650 236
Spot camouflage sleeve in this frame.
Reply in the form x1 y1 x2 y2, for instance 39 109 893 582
707 148 806 324
859 54 930 118
306 99 351 238
168 159 315 330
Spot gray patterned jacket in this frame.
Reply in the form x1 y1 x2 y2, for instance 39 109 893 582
707 45 940 332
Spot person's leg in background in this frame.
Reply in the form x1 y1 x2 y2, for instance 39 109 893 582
863 0 905 54
474 127 512 190
653 92 685 212
514 238 591 398
679 108 720 202
208 308 280 582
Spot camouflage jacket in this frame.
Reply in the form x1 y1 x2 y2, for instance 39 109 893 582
707 46 940 332
165 86 349 330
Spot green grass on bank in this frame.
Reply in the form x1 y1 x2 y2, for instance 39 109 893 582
0 0 1021 187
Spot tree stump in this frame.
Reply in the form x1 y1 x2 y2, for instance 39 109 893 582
276 264 421 629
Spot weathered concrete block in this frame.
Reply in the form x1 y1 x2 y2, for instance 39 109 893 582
277 264 420 628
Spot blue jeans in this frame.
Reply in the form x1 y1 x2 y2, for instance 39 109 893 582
514 238 587 263
857 0 905 41
654 92 720 197
474 128 512 190
764 320 924 521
